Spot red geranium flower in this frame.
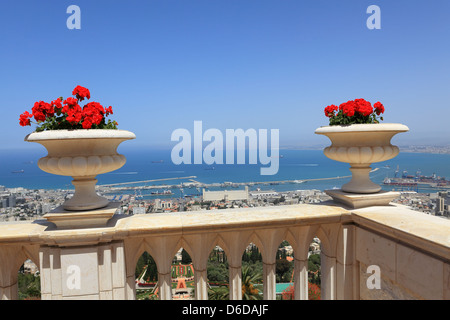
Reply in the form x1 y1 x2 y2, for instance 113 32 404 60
324 105 338 117
83 102 105 126
355 98 373 117
51 98 63 110
63 97 78 107
72 85 91 101
31 101 54 122
65 104 83 124
325 98 385 125
19 111 33 126
374 101 385 115
19 86 118 131
84 102 104 114
339 100 356 117
82 118 93 129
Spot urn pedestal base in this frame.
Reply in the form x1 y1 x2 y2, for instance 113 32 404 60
342 166 381 194
63 178 109 211
325 189 400 209
43 202 121 230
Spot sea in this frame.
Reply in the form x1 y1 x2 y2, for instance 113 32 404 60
1 147 450 198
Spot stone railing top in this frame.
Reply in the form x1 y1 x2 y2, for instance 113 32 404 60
0 203 348 246
0 203 449 261
116 202 350 236
351 203 450 261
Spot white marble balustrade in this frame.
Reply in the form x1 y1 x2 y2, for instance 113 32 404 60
0 203 449 300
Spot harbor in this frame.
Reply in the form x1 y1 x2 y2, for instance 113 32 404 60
97 171 364 195
383 167 450 192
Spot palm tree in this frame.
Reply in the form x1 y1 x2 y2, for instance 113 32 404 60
207 265 262 300
208 286 229 300
241 265 262 300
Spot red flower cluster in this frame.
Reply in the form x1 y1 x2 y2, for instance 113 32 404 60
81 102 113 129
72 85 91 101
324 104 338 117
308 283 321 300
32 101 54 122
62 97 82 125
324 98 385 125
337 99 373 117
281 282 321 300
355 98 373 117
19 111 32 127
339 100 356 117
374 101 385 115
19 86 118 131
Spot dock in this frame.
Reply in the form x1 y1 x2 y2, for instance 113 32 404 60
96 169 380 193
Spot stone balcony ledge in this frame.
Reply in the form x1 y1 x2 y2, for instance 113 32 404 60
1 202 449 300
0 203 350 246
0 203 448 260
351 204 450 262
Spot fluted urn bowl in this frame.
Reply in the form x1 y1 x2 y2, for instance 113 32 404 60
25 129 136 211
315 123 409 193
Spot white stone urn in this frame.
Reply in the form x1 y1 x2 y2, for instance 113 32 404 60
315 123 409 194
25 129 136 211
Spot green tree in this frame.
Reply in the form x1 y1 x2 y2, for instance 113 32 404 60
17 273 40 300
209 247 226 263
276 258 291 282
135 252 158 282
207 261 229 284
279 240 290 247
242 251 250 262
249 245 262 263
181 249 192 264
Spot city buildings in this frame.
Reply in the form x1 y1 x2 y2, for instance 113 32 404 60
2 182 449 221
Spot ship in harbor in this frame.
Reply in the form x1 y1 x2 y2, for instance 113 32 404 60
383 177 418 187
151 190 173 195
383 168 450 190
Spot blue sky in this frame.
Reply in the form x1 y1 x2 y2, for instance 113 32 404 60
1 0 450 151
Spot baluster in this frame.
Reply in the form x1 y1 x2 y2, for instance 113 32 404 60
293 258 308 300
158 272 173 300
194 269 208 300
262 262 276 300
229 265 242 300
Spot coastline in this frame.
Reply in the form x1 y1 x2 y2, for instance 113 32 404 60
1 148 450 191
